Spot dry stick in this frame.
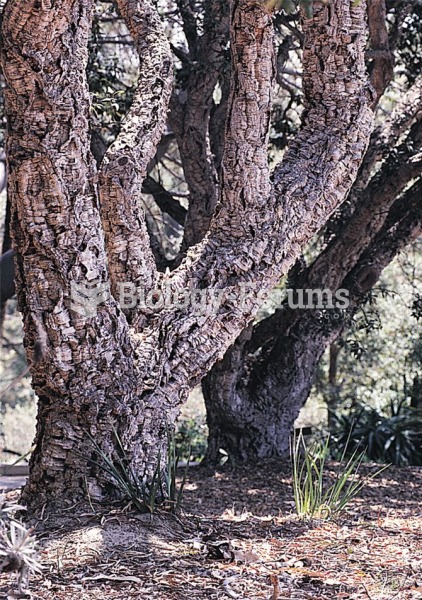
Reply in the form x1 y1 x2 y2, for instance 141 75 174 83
0 367 30 398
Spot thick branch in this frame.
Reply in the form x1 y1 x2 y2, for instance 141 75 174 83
349 178 422 283
98 0 173 304
349 76 422 205
249 119 422 354
308 118 422 290
367 0 394 105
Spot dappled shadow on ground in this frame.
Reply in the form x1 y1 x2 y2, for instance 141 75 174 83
1 461 421 599
183 459 422 519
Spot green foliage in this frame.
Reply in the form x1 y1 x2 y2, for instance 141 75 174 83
266 0 314 17
89 425 189 514
395 3 422 85
330 401 422 466
175 416 208 462
411 293 422 321
266 0 360 18
291 432 387 519
87 2 137 143
312 248 422 427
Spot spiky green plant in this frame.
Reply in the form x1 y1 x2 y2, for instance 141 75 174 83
291 432 388 519
331 403 422 466
164 426 190 513
89 424 189 514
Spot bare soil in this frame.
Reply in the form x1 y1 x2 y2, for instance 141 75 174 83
1 461 421 599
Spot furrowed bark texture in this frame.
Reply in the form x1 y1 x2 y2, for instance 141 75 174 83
2 0 374 505
98 0 173 308
124 0 373 478
204 183 422 462
1 0 147 504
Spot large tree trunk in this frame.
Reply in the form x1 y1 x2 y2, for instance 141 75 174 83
203 315 332 461
1 0 373 508
1 0 146 504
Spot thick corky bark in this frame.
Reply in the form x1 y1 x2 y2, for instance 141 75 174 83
367 0 394 105
120 0 374 481
1 0 143 503
2 0 374 506
98 0 173 308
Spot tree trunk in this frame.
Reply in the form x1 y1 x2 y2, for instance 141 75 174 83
1 0 146 505
203 314 333 462
1 0 373 508
202 26 421 462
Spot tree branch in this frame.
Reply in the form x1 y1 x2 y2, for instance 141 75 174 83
135 0 374 401
367 0 394 105
169 0 230 252
248 116 422 354
143 176 187 226
349 76 422 204
176 0 198 53
98 0 173 307
309 117 422 290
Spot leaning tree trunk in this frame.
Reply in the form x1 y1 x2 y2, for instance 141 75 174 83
1 0 373 508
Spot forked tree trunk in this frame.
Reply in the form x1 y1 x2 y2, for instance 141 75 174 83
1 0 373 508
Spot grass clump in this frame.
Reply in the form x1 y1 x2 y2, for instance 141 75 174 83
291 431 388 520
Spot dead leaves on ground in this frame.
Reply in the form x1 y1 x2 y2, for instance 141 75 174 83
0 462 421 599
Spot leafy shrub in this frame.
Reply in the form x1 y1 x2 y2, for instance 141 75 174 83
330 401 422 466
175 416 208 462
